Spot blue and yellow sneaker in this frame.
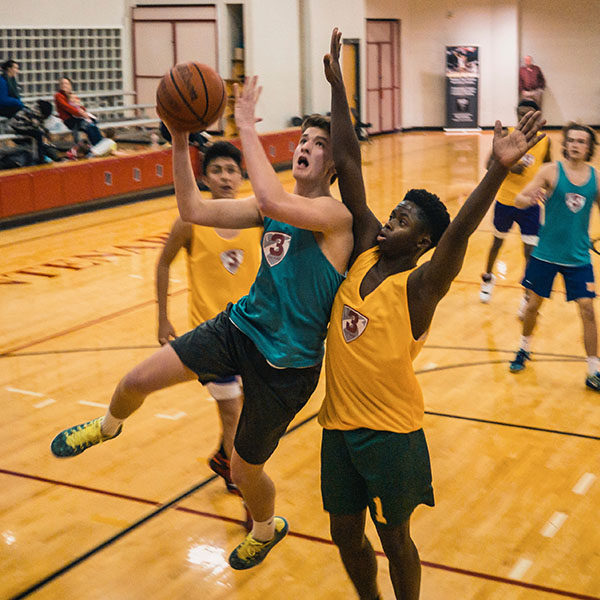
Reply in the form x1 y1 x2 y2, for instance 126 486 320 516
228 516 288 570
51 417 122 457
509 349 530 373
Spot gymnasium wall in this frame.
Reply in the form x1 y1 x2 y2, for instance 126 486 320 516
365 0 519 129
2 0 599 131
244 0 301 132
520 0 600 127
298 0 366 118
366 0 600 129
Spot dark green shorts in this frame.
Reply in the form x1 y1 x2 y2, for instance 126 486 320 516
321 428 435 526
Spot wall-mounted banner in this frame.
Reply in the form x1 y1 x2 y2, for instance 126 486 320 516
445 46 479 130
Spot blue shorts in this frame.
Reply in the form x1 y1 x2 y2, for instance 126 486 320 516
493 201 540 242
522 256 596 301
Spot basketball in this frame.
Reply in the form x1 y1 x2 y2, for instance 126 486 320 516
156 62 226 132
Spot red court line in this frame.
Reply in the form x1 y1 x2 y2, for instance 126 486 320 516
2 467 598 600
1 288 187 355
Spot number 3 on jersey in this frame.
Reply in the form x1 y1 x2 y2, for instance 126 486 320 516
342 305 368 342
263 232 291 267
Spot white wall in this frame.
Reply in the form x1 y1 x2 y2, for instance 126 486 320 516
244 0 300 131
2 0 599 130
520 0 600 126
299 0 366 117
366 0 518 129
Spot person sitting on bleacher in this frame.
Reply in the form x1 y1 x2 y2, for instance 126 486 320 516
54 76 103 146
9 99 59 164
0 59 25 118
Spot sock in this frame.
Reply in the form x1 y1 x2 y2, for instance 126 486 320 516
520 335 531 352
587 356 600 376
251 516 275 542
101 410 124 437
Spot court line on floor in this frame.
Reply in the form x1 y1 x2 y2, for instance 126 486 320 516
3 462 598 600
0 288 187 356
0 203 177 249
3 402 598 598
2 341 585 361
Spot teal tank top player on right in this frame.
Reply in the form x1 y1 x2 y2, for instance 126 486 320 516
229 217 345 369
533 162 598 266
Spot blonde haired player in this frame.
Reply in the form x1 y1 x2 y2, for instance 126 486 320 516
156 141 261 500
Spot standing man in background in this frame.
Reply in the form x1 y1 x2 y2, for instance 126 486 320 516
519 55 546 107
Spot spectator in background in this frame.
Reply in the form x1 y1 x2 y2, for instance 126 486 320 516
54 76 103 145
0 59 25 118
519 55 546 108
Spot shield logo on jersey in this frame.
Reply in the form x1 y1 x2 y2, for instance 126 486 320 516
220 249 244 274
342 305 368 343
263 232 291 267
565 193 585 213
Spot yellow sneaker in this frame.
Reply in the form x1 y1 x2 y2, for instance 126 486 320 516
228 516 288 570
51 417 122 457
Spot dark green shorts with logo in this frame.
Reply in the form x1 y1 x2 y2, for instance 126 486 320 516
321 427 435 526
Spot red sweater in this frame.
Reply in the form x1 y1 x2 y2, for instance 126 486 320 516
54 90 86 121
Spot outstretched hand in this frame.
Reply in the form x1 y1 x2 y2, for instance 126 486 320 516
323 28 343 85
492 110 546 168
234 75 263 130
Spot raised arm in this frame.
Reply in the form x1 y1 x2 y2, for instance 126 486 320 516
411 111 545 315
324 27 380 259
156 217 191 345
234 76 351 233
170 129 262 228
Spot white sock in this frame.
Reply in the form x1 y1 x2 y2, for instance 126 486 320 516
587 356 600 376
251 516 275 542
520 336 531 352
101 410 123 437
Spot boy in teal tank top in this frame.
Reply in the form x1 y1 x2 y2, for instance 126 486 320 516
509 122 600 391
51 76 353 570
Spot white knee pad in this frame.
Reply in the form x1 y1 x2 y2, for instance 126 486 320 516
206 377 242 401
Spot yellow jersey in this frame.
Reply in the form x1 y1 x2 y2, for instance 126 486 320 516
186 225 262 327
319 247 427 433
496 129 550 206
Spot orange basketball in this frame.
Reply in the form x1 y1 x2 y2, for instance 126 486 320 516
156 62 226 132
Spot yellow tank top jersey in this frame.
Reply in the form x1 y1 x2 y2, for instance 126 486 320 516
318 247 427 433
186 225 262 327
496 128 549 207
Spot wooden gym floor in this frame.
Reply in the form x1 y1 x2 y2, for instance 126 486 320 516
1 130 599 599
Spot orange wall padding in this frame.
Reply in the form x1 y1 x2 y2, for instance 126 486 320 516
0 128 300 221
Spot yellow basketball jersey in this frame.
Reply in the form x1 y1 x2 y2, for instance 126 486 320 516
318 247 427 433
496 129 549 206
186 225 262 327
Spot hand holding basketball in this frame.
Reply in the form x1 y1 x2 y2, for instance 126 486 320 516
156 62 226 132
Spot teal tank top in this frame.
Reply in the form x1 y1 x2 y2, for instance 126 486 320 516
533 162 597 266
229 217 345 368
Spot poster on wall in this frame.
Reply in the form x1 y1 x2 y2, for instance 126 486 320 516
445 46 480 130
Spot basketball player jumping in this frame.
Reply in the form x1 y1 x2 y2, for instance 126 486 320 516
319 28 545 599
51 75 353 570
